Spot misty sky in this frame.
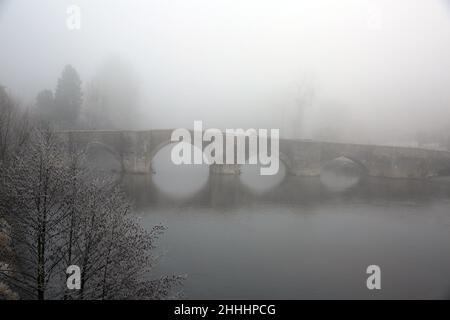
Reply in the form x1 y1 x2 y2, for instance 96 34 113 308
1 0 450 142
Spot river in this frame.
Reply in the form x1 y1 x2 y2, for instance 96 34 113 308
117 145 450 299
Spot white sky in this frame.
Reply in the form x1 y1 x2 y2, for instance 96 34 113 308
1 0 450 141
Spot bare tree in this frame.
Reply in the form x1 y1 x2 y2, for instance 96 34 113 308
0 218 18 300
63 179 180 300
0 86 32 300
0 129 71 299
0 128 182 300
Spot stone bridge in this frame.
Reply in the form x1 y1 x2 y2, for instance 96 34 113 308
62 129 450 179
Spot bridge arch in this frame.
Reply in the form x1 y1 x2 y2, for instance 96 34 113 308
149 140 174 165
319 156 367 191
321 155 368 176
85 141 123 172
279 152 293 175
338 155 368 176
149 140 213 174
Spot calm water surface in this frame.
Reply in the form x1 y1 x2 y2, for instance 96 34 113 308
117 144 450 299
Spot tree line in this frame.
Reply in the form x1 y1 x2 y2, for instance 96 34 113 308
35 58 140 130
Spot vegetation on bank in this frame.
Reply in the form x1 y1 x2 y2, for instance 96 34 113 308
0 80 182 300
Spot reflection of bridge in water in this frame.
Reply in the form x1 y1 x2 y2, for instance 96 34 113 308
62 129 450 179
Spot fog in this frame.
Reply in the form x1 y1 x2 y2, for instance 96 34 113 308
1 0 450 144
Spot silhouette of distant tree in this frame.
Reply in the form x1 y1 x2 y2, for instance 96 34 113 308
0 86 31 163
54 65 83 128
83 58 139 129
35 89 55 121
